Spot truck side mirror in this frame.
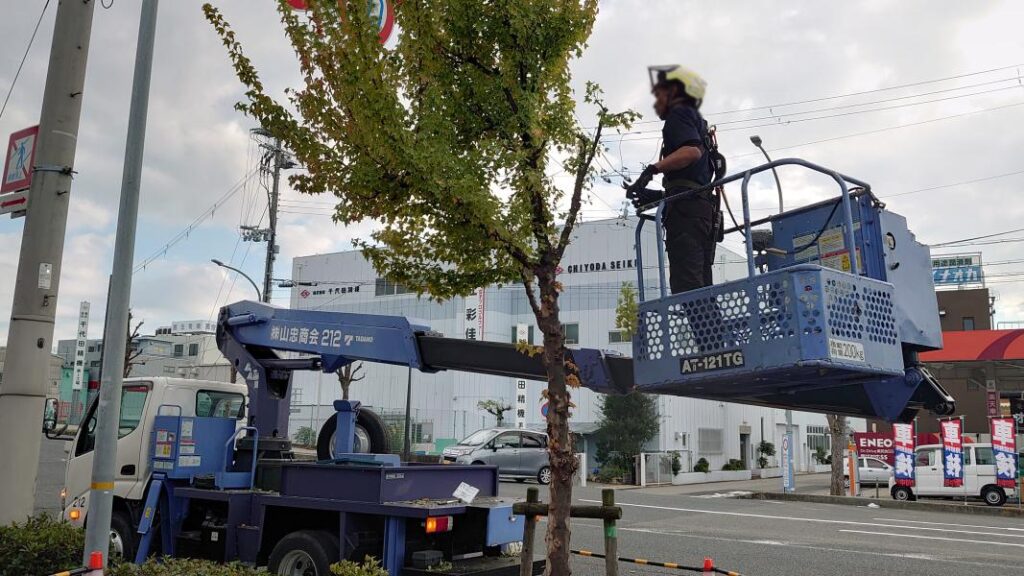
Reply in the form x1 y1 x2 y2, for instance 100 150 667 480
236 401 246 420
42 398 58 433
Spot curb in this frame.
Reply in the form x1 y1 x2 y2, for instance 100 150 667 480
741 491 1024 518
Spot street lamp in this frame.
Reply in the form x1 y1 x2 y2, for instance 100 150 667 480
211 259 262 301
750 135 784 213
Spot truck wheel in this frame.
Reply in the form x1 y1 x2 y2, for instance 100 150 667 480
268 530 339 576
891 486 913 502
983 486 1007 507
110 509 137 561
316 409 391 460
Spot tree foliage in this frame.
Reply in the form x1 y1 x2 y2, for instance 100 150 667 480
204 2 637 572
615 282 638 339
595 392 659 473
477 399 512 427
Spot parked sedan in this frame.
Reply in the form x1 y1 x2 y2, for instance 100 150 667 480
440 428 552 484
844 456 893 487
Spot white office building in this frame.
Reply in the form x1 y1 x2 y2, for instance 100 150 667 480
288 216 860 475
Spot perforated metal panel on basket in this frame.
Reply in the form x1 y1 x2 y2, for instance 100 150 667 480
634 265 905 393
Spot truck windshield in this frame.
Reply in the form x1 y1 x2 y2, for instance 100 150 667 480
458 430 494 446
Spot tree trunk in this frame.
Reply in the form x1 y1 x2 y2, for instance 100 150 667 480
341 381 349 401
827 414 847 496
534 274 576 576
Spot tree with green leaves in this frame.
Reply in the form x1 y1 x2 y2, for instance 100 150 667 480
596 282 657 481
477 399 512 427
204 1 636 571
615 282 639 339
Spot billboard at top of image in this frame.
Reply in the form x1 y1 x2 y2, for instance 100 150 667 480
990 417 1018 489
892 423 915 487
940 419 964 488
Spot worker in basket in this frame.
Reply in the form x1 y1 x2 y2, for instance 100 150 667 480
626 64 724 295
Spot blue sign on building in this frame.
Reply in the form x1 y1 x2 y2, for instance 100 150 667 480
932 255 983 286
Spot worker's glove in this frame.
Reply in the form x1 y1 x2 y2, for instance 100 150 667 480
625 164 660 199
631 187 664 208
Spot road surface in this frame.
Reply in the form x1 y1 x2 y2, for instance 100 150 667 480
500 481 1024 576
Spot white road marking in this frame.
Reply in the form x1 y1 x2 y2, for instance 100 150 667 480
570 523 1024 571
839 529 1024 549
579 499 1024 539
873 517 1024 532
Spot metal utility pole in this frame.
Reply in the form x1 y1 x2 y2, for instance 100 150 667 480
83 0 159 564
403 367 413 460
0 0 97 525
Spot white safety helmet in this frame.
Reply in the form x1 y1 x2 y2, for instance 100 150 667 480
648 64 707 108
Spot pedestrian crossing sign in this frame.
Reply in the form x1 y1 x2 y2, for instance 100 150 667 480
2 125 39 194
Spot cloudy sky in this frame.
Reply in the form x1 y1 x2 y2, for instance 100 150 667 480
0 0 1023 345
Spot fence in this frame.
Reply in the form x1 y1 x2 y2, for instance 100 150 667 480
638 451 691 486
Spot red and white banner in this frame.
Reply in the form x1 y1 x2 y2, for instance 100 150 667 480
940 419 964 488
990 417 1018 489
893 422 915 487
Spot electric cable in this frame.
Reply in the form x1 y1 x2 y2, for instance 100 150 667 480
0 0 52 121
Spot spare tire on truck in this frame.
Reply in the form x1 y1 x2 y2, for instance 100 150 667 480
316 408 391 460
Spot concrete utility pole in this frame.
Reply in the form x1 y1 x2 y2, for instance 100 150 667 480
0 0 97 525
83 0 159 563
262 137 283 304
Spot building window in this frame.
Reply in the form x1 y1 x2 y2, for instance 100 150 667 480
510 326 535 345
173 344 184 358
87 346 95 353
806 425 830 456
375 278 410 296
608 330 630 343
698 428 723 455
962 317 976 331
188 343 199 357
563 323 580 345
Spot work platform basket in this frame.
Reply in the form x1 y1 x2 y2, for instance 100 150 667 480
633 265 905 398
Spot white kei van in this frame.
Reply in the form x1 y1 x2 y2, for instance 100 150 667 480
888 443 1017 507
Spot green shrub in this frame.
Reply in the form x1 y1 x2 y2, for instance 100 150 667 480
721 458 746 471
107 558 265 576
331 556 389 576
0 514 84 576
756 440 776 469
293 426 318 448
693 457 710 473
668 451 682 476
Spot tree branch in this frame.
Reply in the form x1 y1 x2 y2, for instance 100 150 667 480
556 121 604 259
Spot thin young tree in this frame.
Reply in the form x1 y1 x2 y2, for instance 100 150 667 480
124 310 144 378
204 2 636 571
336 362 364 401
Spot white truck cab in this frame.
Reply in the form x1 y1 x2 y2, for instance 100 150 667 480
888 442 1018 506
61 377 246 558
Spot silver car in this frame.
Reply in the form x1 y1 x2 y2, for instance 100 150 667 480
441 428 551 484
844 456 893 487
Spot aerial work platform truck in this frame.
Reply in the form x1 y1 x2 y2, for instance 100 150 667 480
58 160 953 575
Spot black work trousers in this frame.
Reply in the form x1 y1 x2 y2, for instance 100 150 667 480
663 193 715 295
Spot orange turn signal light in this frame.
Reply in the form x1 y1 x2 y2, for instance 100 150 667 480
424 515 453 534
69 509 81 521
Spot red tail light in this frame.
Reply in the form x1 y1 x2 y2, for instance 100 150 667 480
424 515 453 534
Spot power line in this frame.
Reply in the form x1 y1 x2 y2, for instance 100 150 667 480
930 226 1024 248
0 0 52 121
133 168 258 273
625 62 1024 125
